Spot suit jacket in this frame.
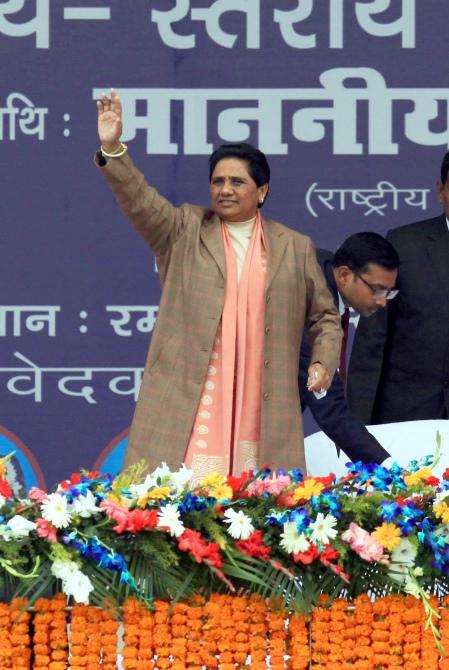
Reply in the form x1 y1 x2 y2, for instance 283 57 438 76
97 152 342 473
299 249 390 464
348 215 449 424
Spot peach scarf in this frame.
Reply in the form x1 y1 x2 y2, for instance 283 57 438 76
184 212 267 480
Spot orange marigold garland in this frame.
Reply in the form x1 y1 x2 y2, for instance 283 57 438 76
70 603 91 670
267 606 288 670
247 594 269 670
229 596 250 669
214 595 235 670
201 594 222 669
152 599 171 670
439 595 449 670
185 600 206 670
286 611 310 670
310 598 331 668
421 595 440 670
170 602 188 670
0 602 13 670
402 596 424 670
49 594 69 670
371 597 395 668
99 609 119 670
9 598 31 670
121 597 155 670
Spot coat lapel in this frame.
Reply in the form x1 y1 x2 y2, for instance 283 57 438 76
200 213 226 280
263 217 288 290
424 216 449 289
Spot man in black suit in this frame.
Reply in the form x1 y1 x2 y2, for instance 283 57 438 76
347 153 449 425
300 232 400 464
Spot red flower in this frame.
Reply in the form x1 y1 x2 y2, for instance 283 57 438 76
122 509 158 533
293 544 319 564
424 476 440 487
226 470 253 497
314 473 335 488
443 468 449 481
178 529 223 567
60 472 82 490
276 493 295 507
0 479 12 500
235 530 271 560
203 542 223 568
319 544 339 566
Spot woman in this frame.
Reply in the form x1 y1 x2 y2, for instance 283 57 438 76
95 89 342 478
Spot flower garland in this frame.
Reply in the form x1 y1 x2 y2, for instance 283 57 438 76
33 594 68 670
2 594 449 666
9 598 31 670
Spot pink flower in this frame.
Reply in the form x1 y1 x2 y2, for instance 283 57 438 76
341 522 389 564
29 487 48 503
36 518 58 543
100 499 129 525
247 474 292 497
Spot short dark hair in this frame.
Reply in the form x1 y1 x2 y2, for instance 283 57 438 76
441 150 449 183
208 143 270 207
332 232 400 273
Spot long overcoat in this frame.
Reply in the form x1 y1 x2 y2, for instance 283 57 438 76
97 152 342 473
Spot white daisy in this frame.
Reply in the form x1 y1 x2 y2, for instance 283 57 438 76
41 493 72 529
223 508 254 540
157 503 185 537
280 522 310 554
309 513 338 545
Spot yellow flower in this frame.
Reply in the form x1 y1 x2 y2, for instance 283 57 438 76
372 522 402 550
199 472 228 489
404 467 433 487
434 502 449 523
209 484 233 501
138 486 171 507
292 478 324 503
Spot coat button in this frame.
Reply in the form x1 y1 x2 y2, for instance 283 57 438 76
266 294 271 303
264 360 270 368
263 392 270 400
265 326 270 334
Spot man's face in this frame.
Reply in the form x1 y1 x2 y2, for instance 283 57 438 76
336 263 398 317
436 178 449 218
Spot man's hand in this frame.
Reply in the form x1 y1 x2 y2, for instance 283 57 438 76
96 88 123 152
307 362 331 393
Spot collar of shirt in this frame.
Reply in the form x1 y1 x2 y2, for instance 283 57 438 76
446 216 449 231
337 291 347 316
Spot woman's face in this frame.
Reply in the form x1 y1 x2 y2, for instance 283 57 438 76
209 158 268 222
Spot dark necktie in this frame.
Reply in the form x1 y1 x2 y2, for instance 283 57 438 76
339 308 350 383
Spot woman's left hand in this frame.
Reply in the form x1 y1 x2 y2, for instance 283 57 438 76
307 362 331 393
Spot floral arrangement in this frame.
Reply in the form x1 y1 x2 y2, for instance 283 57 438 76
1 434 449 647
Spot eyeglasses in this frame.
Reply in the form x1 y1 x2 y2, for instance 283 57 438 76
353 271 399 300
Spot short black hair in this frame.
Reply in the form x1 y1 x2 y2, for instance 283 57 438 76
208 143 270 207
441 150 449 183
332 232 400 273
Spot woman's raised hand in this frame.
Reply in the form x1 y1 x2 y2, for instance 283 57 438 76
97 88 123 153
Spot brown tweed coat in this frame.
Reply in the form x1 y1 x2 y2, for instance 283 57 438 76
97 152 342 474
